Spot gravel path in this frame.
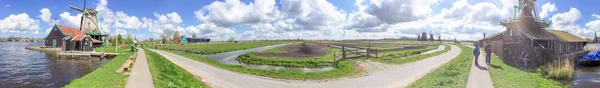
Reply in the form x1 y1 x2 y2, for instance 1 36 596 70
148 45 461 88
126 49 154 88
466 46 494 88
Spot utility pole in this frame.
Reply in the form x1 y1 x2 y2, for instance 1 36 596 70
115 23 118 52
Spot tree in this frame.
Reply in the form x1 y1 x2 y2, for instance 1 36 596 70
173 31 181 43
125 34 133 45
228 37 235 43
117 34 123 44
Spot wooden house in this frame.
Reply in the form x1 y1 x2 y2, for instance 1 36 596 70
45 25 102 51
481 0 587 68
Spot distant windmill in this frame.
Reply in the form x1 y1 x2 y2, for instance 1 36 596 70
69 0 108 46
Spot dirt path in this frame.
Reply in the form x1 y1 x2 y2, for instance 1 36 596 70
147 44 461 88
466 46 494 88
126 49 154 88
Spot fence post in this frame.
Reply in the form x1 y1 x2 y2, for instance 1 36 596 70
342 46 346 59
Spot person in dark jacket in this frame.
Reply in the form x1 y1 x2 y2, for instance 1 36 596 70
484 43 492 64
474 44 481 65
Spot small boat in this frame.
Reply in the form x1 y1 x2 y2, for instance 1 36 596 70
580 50 600 67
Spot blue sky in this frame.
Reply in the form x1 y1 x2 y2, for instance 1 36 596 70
1 0 599 41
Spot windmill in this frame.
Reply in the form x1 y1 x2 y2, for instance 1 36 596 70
69 0 108 46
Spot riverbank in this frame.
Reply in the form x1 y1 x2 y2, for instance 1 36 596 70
63 52 134 88
487 54 565 88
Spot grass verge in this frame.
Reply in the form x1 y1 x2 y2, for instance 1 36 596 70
144 48 208 88
376 45 451 64
64 52 133 88
407 44 471 88
166 50 355 80
377 45 437 58
487 53 565 88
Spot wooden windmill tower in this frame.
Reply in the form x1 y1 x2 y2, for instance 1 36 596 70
69 0 108 46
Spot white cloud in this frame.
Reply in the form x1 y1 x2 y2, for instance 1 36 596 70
551 8 581 28
185 23 236 40
195 0 282 27
0 13 40 33
587 14 600 31
363 0 440 24
38 8 54 24
550 8 593 38
142 12 188 37
4 4 9 8
540 2 557 18
593 14 600 19
59 12 82 28
114 11 143 29
281 0 346 30
440 0 471 19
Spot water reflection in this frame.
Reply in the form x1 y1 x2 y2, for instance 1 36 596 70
0 42 109 87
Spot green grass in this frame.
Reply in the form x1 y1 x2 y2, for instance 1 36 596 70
144 48 208 88
408 44 472 88
95 46 134 53
377 45 438 58
64 53 133 88
158 41 284 54
487 53 565 88
237 48 338 67
375 45 451 64
166 50 355 80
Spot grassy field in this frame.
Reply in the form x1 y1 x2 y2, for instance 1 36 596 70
158 41 285 54
64 52 133 88
95 46 134 53
167 50 356 80
407 44 472 88
237 48 338 68
375 45 450 64
377 45 438 58
144 48 208 88
487 53 565 88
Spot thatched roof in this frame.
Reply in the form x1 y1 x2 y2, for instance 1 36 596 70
546 30 587 42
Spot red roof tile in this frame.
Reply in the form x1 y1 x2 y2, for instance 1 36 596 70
57 25 85 37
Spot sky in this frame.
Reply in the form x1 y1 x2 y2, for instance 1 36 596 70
0 0 599 41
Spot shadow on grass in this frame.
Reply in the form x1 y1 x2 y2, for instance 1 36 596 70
489 64 503 70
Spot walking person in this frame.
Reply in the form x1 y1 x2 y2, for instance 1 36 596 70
484 43 492 64
473 44 481 65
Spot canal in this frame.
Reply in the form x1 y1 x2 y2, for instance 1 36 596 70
559 43 600 88
0 42 109 87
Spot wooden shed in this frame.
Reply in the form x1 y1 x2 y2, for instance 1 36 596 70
45 25 102 51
